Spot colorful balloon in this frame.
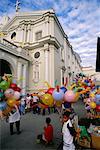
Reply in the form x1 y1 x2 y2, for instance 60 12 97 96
0 101 7 111
14 87 21 92
4 88 14 99
90 102 96 109
7 99 16 107
52 89 64 101
41 93 54 107
96 105 100 112
0 91 4 98
85 105 90 110
95 94 100 105
13 91 21 100
95 94 100 100
0 81 9 90
60 87 67 93
10 83 17 90
64 90 75 102
46 88 55 95
90 93 95 98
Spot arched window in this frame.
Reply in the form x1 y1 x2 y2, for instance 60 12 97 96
11 32 16 40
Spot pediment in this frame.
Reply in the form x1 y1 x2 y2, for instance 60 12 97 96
2 12 43 32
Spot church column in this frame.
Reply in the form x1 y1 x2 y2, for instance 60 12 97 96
45 16 49 36
20 24 25 44
16 27 21 42
44 45 49 81
23 25 27 43
22 64 27 93
27 24 31 43
17 62 22 87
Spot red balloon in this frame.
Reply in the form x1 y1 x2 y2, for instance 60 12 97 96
15 87 21 92
10 83 17 90
96 105 100 112
46 88 55 95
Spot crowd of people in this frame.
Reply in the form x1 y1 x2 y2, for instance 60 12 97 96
19 93 58 115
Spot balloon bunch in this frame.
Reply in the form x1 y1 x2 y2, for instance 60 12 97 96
35 82 79 109
0 74 21 118
70 73 100 118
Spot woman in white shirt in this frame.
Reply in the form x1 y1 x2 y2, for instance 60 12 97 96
8 105 21 135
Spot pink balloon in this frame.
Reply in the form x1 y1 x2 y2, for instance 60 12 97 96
14 91 21 100
64 90 75 102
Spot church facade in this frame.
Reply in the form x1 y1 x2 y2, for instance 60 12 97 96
0 9 82 93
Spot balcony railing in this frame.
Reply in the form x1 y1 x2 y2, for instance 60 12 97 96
0 38 31 60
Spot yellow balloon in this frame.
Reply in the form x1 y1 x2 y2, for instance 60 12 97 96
7 98 16 107
90 93 95 98
41 93 54 107
90 102 96 109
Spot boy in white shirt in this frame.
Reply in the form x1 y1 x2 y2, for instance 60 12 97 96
62 111 75 150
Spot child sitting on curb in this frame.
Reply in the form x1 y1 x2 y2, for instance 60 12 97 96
37 117 53 145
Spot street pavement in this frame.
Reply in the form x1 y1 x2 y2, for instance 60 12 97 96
0 100 86 150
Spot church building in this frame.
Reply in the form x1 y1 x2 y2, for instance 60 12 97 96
0 8 82 93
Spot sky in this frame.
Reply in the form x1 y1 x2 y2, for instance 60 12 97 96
0 0 100 68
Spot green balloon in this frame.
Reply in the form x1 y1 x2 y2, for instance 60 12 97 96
0 92 4 98
0 81 9 90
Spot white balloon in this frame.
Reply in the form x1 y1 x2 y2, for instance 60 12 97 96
4 88 14 99
14 91 21 100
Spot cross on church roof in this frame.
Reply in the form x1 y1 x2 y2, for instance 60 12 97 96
15 0 20 12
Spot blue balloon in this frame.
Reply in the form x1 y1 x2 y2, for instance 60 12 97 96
88 83 91 87
95 100 100 105
0 101 7 111
84 80 89 83
52 90 64 101
95 94 100 105
95 94 100 100
60 87 67 93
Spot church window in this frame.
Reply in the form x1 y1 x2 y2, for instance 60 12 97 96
33 63 39 83
35 31 42 41
34 52 40 59
11 32 16 40
60 46 64 61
